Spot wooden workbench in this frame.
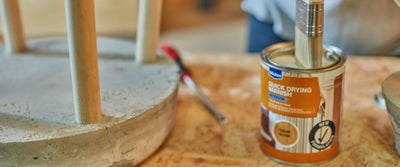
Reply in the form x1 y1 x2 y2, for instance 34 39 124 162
138 54 400 166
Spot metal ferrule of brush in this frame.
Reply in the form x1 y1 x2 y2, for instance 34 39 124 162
295 0 324 37
295 0 324 68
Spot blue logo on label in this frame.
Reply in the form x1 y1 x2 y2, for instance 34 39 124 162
269 67 282 80
268 93 287 102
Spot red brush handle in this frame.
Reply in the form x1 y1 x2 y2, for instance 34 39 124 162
160 43 179 60
160 43 192 80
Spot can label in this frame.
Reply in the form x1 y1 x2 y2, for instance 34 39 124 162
260 62 344 164
264 66 321 118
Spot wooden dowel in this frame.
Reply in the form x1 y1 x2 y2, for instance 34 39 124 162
135 0 163 63
65 0 102 124
0 0 25 53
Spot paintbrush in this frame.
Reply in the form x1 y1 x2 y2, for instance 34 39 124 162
295 0 324 68
160 44 228 124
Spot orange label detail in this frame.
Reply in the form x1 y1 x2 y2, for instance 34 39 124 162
261 66 321 118
261 137 339 164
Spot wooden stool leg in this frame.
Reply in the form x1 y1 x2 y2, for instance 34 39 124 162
65 0 102 124
135 0 163 63
0 0 26 53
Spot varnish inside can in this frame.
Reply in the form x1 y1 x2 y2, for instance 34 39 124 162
260 42 346 165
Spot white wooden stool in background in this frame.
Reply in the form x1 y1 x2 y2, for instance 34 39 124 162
0 0 179 166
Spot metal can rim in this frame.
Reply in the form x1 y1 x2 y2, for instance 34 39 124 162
261 42 346 73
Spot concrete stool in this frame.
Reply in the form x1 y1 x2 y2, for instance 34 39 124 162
383 71 400 156
0 0 178 166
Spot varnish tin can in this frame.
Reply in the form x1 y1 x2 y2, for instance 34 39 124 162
260 42 346 164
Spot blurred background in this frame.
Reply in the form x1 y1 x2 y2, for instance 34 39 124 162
0 0 247 54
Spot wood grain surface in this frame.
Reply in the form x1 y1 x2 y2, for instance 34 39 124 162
138 54 400 166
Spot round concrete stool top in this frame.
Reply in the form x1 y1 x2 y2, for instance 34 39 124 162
382 71 400 155
0 37 179 166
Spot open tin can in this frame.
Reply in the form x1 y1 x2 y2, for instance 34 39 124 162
260 42 346 164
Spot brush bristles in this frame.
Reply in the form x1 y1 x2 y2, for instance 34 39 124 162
295 27 323 69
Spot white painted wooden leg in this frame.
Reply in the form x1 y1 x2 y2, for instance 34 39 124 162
65 0 102 124
0 0 25 53
135 0 163 63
